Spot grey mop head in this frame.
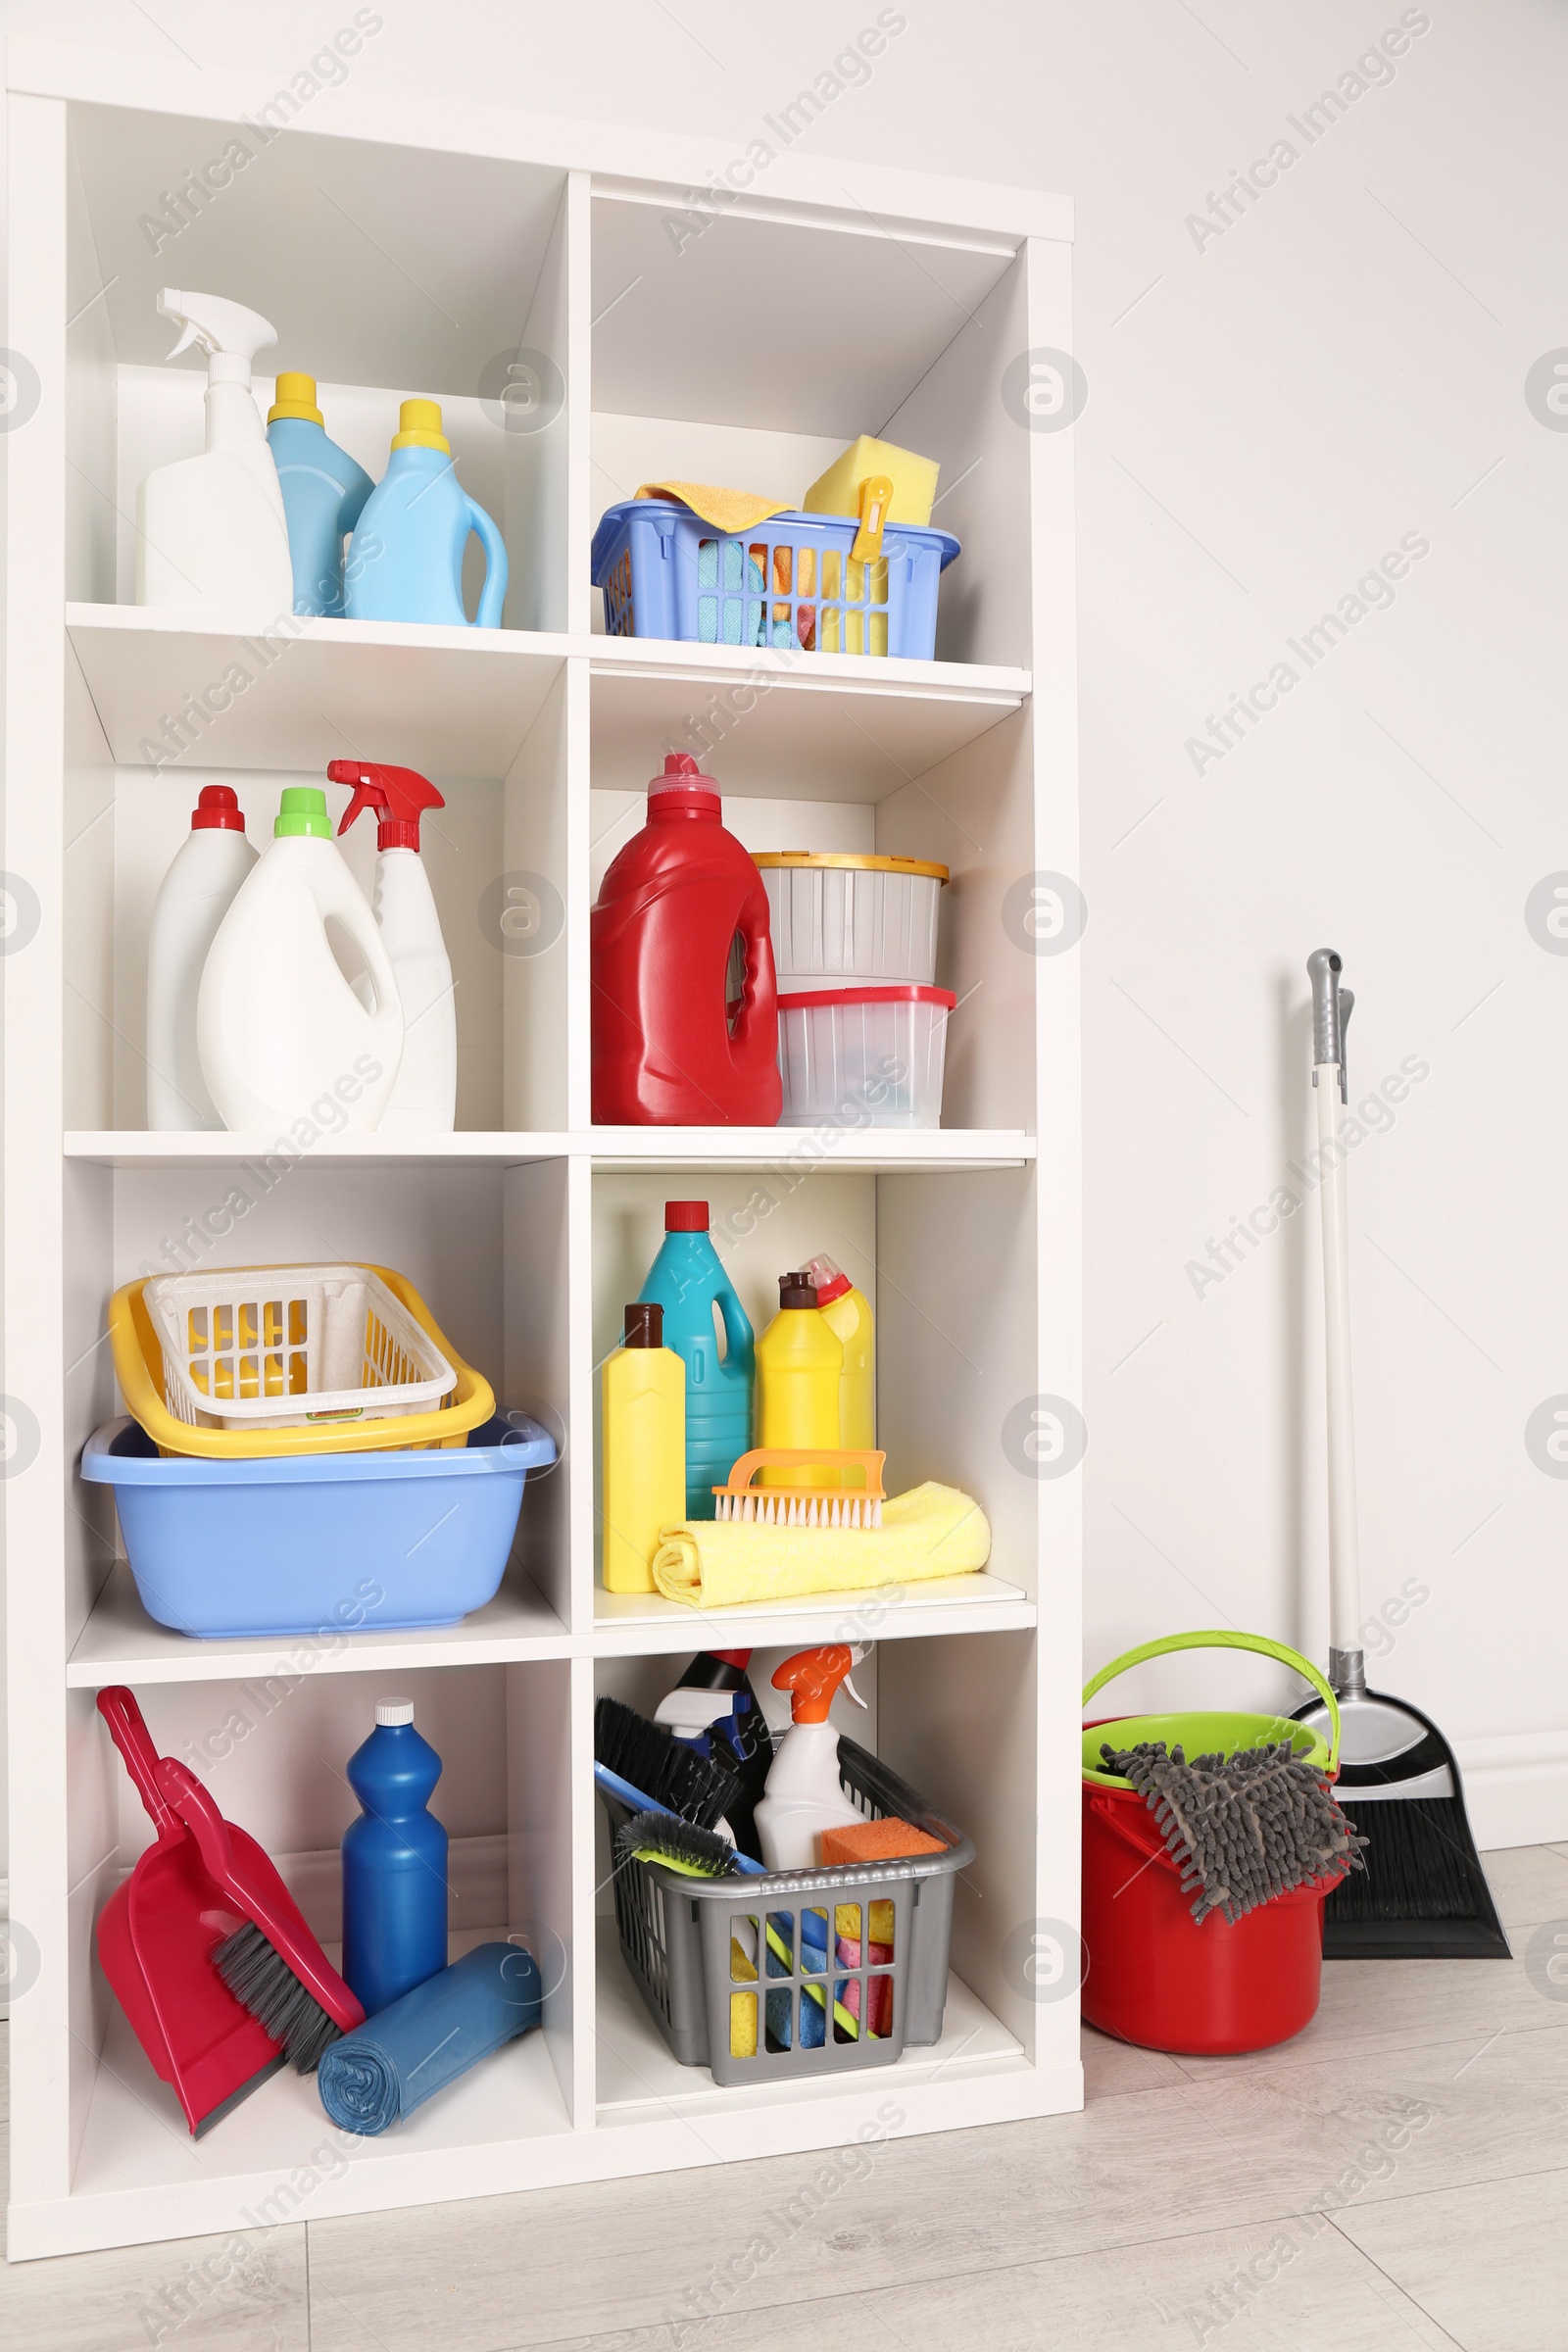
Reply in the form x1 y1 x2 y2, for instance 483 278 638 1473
1102 1739 1367 1928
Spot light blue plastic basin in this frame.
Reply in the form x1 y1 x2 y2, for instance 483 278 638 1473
80 1413 557 1641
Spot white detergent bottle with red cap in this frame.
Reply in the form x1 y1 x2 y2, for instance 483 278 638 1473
330 760 457 1134
755 1645 869 1871
146 785 259 1131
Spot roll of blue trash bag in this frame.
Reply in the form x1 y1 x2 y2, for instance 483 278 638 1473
317 1942 542 2134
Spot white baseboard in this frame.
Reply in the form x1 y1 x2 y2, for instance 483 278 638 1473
1455 1733 1568 1851
274 1833 511 1944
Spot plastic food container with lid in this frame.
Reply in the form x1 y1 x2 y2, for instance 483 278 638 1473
753 853 948 996
776 984 956 1129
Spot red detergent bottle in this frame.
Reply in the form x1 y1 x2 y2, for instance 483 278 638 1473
592 754 781 1124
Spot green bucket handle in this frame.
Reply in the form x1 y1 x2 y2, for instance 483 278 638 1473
1082 1630 1341 1774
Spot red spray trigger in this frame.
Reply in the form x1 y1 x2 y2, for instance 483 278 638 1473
328 760 445 852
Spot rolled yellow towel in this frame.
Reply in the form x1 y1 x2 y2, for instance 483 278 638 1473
634 480 791 533
651 1482 990 1609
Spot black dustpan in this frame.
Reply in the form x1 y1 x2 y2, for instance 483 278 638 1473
1296 952 1508 1962
1291 1680 1508 1959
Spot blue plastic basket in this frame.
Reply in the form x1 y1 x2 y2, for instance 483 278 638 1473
591 500 960 661
80 1412 557 1640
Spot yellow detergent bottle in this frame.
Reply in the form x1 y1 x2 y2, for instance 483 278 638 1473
806 1253 874 1451
602 1301 685 1592
757 1272 843 1487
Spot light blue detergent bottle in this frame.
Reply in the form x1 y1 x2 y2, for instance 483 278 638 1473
346 398 507 627
640 1200 755 1519
266 372 374 616
341 1698 448 2016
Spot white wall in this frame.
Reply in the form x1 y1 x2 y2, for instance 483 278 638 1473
4 0 1564 1853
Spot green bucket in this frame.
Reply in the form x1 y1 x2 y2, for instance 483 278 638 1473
1082 1631 1341 1788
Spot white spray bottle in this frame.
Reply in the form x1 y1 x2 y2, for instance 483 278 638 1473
755 1644 869 1872
136 289 296 615
330 760 458 1133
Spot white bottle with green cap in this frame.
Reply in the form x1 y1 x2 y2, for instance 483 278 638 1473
197 783 404 1133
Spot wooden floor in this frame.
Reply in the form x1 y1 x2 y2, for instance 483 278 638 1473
6 1844 1568 2348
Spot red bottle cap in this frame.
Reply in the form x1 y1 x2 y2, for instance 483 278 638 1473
805 1253 852 1305
648 751 720 816
190 784 245 833
664 1200 710 1231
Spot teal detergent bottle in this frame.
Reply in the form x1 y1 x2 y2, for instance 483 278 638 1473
346 398 507 628
640 1200 755 1519
267 373 374 617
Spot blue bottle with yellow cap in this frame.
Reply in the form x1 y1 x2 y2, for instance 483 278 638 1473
266 372 374 618
346 398 508 628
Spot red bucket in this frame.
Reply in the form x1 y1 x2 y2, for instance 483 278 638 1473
1081 1632 1346 2056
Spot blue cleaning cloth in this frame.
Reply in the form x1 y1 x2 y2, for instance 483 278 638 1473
318 1942 542 2134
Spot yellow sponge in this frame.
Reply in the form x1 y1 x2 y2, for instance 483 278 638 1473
803 435 940 529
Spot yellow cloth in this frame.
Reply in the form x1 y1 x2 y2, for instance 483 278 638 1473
651 1482 991 1609
634 480 791 532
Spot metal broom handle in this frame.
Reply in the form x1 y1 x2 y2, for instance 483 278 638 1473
1307 951 1364 1698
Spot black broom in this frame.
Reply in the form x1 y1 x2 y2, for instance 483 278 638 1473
1290 952 1508 1959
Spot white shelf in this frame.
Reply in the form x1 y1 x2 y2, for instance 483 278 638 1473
589 639 1029 802
586 1128 1036 1171
65 606 1027 794
66 1566 570 1687
66 605 571 777
593 1570 1034 1654
593 1919 1027 2124
9 62 1081 2264
65 1129 1036 1171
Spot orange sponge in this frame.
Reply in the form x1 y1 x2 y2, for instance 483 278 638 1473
820 1817 946 1865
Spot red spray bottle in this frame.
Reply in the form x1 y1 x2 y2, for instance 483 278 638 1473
591 754 780 1125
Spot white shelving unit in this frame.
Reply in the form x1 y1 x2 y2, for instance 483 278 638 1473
2 43 1081 2261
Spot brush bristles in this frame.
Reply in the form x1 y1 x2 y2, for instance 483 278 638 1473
714 1491 882 1529
1328 1798 1484 1923
613 1809 739 1879
593 1695 741 1832
214 1921 345 2075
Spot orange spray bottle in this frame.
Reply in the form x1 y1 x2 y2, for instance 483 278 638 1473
754 1645 869 1871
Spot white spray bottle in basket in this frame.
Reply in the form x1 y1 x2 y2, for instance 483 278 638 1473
755 1644 869 1872
330 760 457 1134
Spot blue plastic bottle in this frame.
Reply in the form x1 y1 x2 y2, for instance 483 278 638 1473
640 1200 755 1519
341 1698 448 2016
266 373 374 617
346 398 507 628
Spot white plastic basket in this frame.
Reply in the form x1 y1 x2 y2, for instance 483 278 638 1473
145 1264 457 1433
754 855 948 996
777 985 956 1130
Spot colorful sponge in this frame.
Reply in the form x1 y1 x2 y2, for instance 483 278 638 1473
819 1817 946 1866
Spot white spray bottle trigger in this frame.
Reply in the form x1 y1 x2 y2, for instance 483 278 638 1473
843 1674 868 1710
158 289 279 386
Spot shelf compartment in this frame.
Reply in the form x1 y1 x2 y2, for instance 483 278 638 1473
66 606 571 777
589 640 1028 804
593 1918 1025 2123
67 1564 570 1687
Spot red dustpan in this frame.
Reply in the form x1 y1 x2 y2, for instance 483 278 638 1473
95 1688 358 2134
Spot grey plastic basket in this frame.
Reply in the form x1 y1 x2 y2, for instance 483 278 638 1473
602 1736 974 2085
